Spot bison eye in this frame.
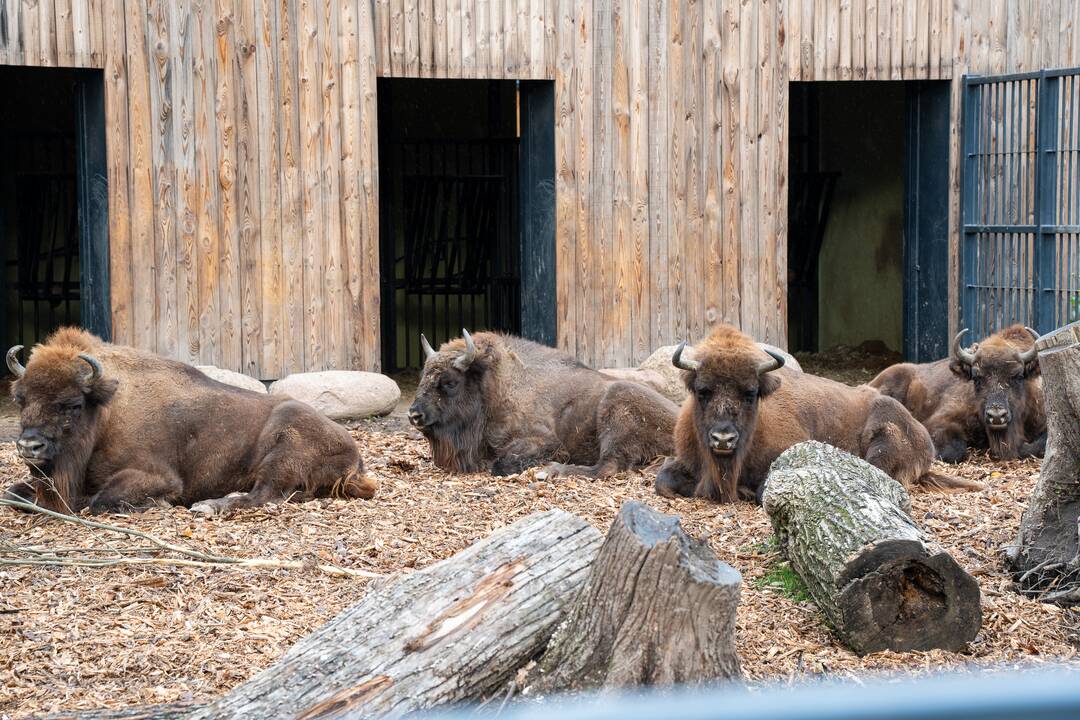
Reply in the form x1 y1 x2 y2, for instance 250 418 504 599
695 388 712 403
742 389 758 402
441 378 459 391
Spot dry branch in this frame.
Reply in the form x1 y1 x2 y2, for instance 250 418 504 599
763 442 982 655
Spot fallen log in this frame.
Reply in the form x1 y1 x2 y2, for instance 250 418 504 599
1008 320 1080 604
51 509 602 720
762 441 981 655
527 501 742 693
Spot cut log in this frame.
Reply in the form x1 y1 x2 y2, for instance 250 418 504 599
762 441 981 655
1008 321 1080 604
526 501 742 693
50 510 602 720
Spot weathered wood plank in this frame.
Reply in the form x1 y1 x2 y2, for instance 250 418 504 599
214 0 243 371
611 0 631 366
684 0 704 344
915 0 929 78
773 0 787 346
460 0 473 76
39 0 56 64
104 0 132 344
340 0 364 369
71 0 88 62
629 0 649 360
125 0 157 352
667 0 685 348
433 0 446 74
320 0 344 369
888 0 901 79
358 0 381 369
544 0 555 78
864 0 877 79
275 0 306 372
824 0 837 80
648 0 669 348
799 0 813 81
487 0 502 76
375 0 391 75
786 0 801 80
235 0 262 376
390 0 404 75
529 0 543 78
554 0 577 357
702 0 722 334
759 0 777 343
446 0 460 76
988 0 1006 74
298 0 324 370
146 0 178 359
404 0 418 75
473 0 487 75
54 0 73 63
838 0 851 80
2 0 21 64
254 0 282 376
812 0 824 80
575 0 594 365
720 0 740 326
737 0 758 336
193 0 222 366
851 0 864 79
169 0 198 364
593 0 612 367
929 0 940 79
516 0 528 77
419 0 433 76
21 0 39 69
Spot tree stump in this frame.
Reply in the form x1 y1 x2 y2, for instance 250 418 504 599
526 501 742 693
1008 320 1080 604
55 510 602 720
762 441 981 655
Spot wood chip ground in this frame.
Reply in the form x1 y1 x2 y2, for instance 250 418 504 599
1 412 1078 717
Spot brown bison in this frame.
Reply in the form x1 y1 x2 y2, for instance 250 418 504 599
5 328 375 514
655 325 981 503
408 330 678 477
869 325 1045 462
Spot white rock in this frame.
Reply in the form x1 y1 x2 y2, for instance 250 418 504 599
196 365 268 394
601 342 802 405
269 371 400 420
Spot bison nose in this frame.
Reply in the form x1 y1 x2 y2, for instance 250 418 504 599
709 429 739 455
985 406 1011 428
408 406 428 427
16 432 46 459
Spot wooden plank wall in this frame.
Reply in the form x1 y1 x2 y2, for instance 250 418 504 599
4 1 1080 371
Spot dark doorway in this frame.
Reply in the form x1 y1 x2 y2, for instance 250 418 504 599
378 78 536 372
0 66 109 359
787 80 950 361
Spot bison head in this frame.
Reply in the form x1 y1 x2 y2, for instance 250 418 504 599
950 325 1039 459
7 343 117 509
409 330 491 472
673 326 785 501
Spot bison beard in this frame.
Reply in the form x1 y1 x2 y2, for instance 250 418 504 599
656 325 982 503
410 331 677 478
5 328 375 514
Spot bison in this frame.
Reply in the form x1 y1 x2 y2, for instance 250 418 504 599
869 325 1046 462
408 330 678 477
655 324 982 503
5 328 375 514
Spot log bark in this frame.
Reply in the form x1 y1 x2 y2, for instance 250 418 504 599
762 441 981 655
1008 320 1080 604
526 501 742 693
51 510 602 720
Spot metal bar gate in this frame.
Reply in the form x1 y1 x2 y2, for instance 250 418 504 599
962 67 1080 335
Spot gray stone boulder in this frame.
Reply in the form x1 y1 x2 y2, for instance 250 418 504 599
601 342 801 405
269 370 400 420
196 365 268 394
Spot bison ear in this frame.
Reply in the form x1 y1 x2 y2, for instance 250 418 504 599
85 377 118 406
1023 357 1041 379
948 357 972 379
758 373 781 398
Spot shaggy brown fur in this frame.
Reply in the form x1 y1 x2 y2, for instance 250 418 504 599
870 325 1046 462
655 325 982 504
5 328 375 514
409 331 678 478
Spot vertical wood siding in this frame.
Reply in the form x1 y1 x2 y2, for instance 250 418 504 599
4 1 1080 372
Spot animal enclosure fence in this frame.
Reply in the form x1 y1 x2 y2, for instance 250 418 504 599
962 67 1080 337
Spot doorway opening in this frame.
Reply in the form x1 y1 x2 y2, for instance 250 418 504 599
787 80 950 364
378 79 513 372
0 66 108 362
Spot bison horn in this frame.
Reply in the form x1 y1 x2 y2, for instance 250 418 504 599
453 328 477 370
78 353 104 385
6 345 25 378
952 329 976 366
671 341 700 372
420 333 437 360
757 348 786 376
1019 326 1040 364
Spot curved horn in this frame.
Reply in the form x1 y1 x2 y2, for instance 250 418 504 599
671 340 700 372
78 353 103 384
6 345 25 378
757 348 786 376
952 329 976 366
452 329 478 370
1019 326 1041 364
420 333 437 360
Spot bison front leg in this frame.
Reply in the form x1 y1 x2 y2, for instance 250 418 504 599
1020 431 1047 459
491 437 562 476
88 468 184 514
654 457 697 498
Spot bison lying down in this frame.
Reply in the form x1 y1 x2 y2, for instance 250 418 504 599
5 328 375 514
409 330 678 477
656 325 982 503
869 325 1045 462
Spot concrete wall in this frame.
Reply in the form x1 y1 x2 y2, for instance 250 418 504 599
816 83 905 353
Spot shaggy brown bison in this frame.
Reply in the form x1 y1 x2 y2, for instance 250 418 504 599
5 328 374 514
408 330 678 477
655 325 981 503
869 325 1046 462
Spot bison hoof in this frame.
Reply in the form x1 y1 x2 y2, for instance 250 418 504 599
190 492 247 516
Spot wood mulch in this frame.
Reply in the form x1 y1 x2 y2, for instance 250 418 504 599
1 421 1078 717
